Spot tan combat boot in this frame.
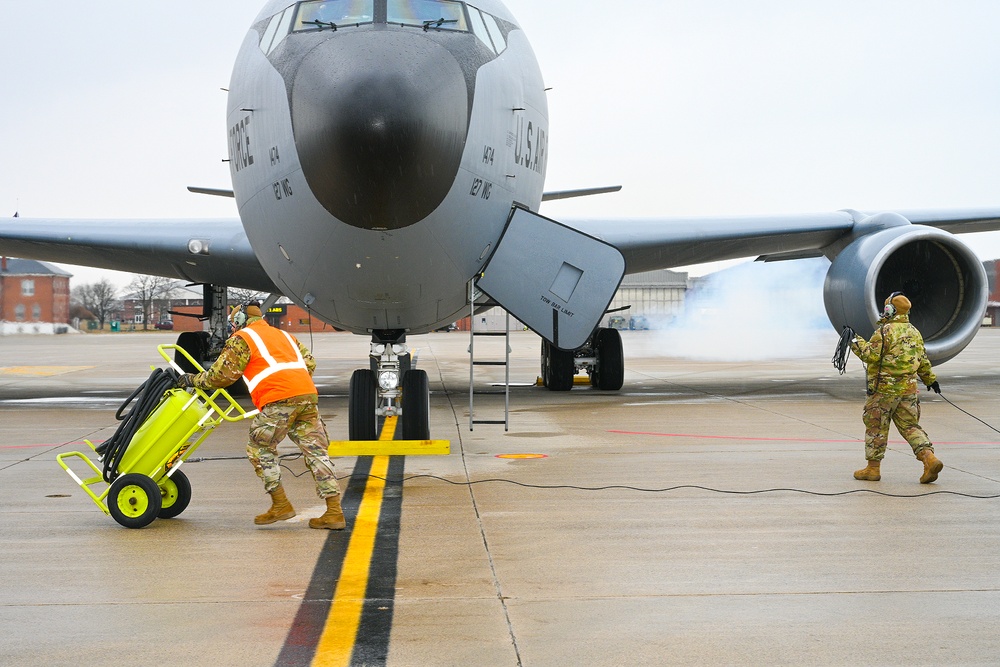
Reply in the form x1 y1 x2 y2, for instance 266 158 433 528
917 449 943 484
309 494 346 530
255 485 296 525
854 460 881 481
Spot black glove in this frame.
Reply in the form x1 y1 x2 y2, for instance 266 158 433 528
176 373 196 389
928 381 941 394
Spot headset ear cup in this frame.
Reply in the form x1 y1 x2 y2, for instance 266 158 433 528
230 304 247 329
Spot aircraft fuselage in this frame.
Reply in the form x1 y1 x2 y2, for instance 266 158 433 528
228 0 548 335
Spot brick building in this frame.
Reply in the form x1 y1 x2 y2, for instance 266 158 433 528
985 259 999 327
165 302 341 334
0 257 71 334
123 283 342 334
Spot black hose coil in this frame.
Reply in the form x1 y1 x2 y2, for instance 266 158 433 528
94 367 180 483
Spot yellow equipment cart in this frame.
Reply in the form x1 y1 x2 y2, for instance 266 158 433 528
56 345 256 528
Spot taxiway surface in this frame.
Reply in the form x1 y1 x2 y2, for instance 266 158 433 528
2 329 999 666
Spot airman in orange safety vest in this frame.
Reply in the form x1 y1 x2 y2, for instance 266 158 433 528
177 302 345 529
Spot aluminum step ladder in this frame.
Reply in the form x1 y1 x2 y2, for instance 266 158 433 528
468 281 510 431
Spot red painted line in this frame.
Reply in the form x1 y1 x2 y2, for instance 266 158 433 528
608 430 855 443
0 444 81 450
607 431 999 445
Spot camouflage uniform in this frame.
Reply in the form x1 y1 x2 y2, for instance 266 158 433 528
190 317 340 499
850 314 937 461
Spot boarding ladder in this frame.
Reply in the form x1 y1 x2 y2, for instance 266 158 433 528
468 280 510 431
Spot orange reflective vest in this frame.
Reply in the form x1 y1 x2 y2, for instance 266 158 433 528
233 320 315 409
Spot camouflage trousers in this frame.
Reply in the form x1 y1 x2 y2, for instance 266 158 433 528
247 396 340 499
862 392 933 461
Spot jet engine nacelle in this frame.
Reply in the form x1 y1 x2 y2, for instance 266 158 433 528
824 222 988 364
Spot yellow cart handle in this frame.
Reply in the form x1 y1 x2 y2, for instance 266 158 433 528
156 344 258 422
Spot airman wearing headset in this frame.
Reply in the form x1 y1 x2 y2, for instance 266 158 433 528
177 302 345 529
849 292 943 484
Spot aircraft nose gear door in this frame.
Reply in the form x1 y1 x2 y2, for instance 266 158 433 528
477 206 626 351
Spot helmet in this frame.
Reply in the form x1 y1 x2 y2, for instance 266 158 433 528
882 291 911 318
230 301 263 330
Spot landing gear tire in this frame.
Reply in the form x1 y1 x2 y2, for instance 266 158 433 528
540 339 548 387
349 369 378 441
108 473 163 529
542 340 575 391
174 332 210 373
401 369 430 440
592 328 625 391
174 331 247 395
157 470 192 519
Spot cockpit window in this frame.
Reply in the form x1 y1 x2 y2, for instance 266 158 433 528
294 0 375 31
480 11 505 51
260 5 298 55
387 0 468 31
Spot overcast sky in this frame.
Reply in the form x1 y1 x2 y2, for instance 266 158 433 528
2 0 1000 286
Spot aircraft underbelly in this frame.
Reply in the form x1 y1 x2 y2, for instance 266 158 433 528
242 183 472 332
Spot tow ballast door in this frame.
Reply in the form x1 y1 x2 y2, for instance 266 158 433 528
477 206 625 350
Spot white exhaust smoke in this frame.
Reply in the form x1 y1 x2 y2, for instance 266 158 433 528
654 258 833 361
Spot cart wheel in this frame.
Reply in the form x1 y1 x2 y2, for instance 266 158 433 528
158 470 192 519
108 474 162 529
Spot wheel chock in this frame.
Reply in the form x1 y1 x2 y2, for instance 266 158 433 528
535 375 593 386
328 416 450 456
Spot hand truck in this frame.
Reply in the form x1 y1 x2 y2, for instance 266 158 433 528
56 344 257 528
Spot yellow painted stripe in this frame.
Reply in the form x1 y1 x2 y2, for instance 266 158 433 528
380 416 398 441
311 455 390 667
0 365 92 376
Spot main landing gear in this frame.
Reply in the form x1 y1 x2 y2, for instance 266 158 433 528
172 285 231 375
171 284 251 394
540 327 624 391
348 330 430 441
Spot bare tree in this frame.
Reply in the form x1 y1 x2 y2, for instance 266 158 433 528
126 275 177 330
229 287 267 306
71 278 121 330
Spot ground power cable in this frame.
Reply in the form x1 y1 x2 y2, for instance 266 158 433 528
1 426 112 473
184 456 1000 499
832 326 855 375
938 393 1000 435
351 474 1000 499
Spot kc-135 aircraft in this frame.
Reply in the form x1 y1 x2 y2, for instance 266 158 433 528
3 0 1000 441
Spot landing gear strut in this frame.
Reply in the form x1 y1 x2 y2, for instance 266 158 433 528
173 285 229 373
171 285 274 396
348 330 430 440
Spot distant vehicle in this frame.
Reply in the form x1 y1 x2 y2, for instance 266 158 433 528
435 323 457 332
629 315 649 330
608 315 627 330
154 321 174 330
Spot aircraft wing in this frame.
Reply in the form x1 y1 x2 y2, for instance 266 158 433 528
0 217 279 292
564 208 1000 274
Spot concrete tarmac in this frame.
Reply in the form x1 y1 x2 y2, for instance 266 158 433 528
2 328 999 666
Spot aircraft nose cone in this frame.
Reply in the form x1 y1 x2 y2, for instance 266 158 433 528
291 32 470 230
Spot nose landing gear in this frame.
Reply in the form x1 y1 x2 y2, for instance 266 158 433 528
348 330 431 441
